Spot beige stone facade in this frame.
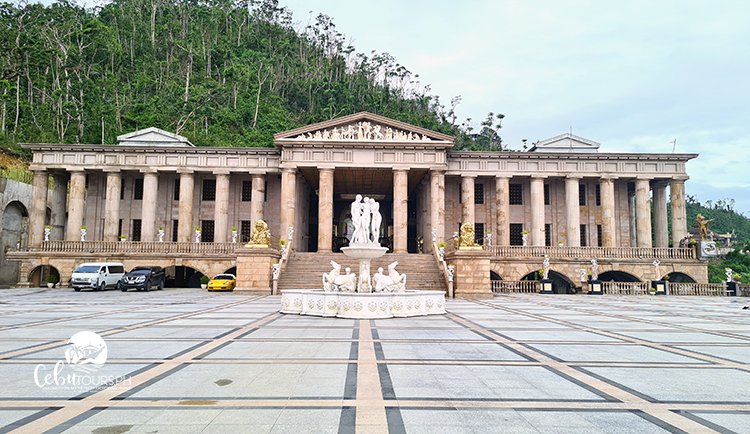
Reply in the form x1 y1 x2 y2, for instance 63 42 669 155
8 113 705 290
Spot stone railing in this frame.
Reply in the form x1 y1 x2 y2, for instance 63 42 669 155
491 280 538 294
26 240 239 255
669 282 727 296
486 246 696 260
431 238 454 298
738 284 750 297
602 281 650 295
273 226 295 295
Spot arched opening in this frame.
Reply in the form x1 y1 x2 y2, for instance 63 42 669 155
521 270 575 294
664 272 696 283
28 265 61 288
598 271 641 282
164 266 206 288
224 266 237 276
490 271 502 281
1 201 29 285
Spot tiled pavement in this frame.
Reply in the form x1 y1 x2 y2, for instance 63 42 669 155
0 289 750 432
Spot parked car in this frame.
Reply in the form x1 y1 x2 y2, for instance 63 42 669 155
118 266 166 292
71 263 126 291
207 274 236 291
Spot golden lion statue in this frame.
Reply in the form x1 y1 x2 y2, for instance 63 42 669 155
458 222 478 248
249 220 270 246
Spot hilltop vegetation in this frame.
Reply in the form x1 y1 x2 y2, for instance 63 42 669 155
0 0 503 157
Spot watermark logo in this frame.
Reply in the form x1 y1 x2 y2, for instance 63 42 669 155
34 331 130 391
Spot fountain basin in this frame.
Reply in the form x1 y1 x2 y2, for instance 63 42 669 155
280 289 446 319
341 245 388 259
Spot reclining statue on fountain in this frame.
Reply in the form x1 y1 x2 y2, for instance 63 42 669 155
322 261 357 292
372 262 407 293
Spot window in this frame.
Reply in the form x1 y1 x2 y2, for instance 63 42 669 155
202 179 216 201
118 219 123 238
579 184 587 206
241 181 252 202
240 220 252 243
545 223 552 246
544 184 550 205
265 180 268 202
133 178 144 200
172 219 179 242
510 223 524 246
108 265 124 274
475 223 484 245
580 224 588 247
132 219 142 241
509 184 523 205
597 224 603 247
173 178 180 200
120 178 125 200
595 184 601 206
474 182 484 204
201 220 215 242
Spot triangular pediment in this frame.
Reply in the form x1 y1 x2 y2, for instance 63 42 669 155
274 112 454 144
529 133 599 153
117 127 194 147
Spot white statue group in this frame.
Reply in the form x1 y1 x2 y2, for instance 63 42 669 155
350 194 382 245
322 260 407 293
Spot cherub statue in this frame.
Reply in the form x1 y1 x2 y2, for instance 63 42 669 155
726 268 734 283
323 261 357 292
542 255 550 280
249 220 270 245
695 213 714 241
374 262 407 293
458 222 478 248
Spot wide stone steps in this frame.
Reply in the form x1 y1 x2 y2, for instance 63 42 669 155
278 252 447 292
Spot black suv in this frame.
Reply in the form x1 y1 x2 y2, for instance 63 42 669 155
118 266 166 292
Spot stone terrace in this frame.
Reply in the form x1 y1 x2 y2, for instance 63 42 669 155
1 289 750 432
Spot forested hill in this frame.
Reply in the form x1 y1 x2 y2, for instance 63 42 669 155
0 0 496 156
686 196 750 247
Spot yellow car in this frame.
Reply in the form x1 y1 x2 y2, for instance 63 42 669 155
207 274 236 291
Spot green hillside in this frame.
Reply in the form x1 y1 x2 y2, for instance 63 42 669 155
0 0 500 157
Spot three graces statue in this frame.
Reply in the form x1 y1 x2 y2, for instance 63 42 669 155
349 194 382 245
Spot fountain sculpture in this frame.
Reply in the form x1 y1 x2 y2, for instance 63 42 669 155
280 196 446 319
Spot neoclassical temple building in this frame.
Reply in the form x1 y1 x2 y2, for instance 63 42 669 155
10 112 706 294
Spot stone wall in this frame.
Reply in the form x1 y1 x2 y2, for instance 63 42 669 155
0 178 33 286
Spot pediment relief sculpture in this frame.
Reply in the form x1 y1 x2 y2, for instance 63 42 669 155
294 121 433 142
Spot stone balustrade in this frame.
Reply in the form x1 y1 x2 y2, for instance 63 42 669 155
601 281 650 295
491 280 538 294
28 241 241 255
668 282 727 296
486 246 695 260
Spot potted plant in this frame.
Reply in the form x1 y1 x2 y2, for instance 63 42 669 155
43 225 53 242
279 239 287 254
231 226 238 243
158 226 165 242
194 226 202 243
119 234 128 242
80 225 88 242
46 274 57 288
521 230 529 246
437 241 446 259
200 275 209 289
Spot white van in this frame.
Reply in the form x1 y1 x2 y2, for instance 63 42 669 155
70 262 126 291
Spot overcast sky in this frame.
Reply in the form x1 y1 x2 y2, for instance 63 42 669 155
281 0 750 215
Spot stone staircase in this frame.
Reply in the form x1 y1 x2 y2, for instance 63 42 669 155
277 252 447 292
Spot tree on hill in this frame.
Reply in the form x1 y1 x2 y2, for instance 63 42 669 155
0 0 501 156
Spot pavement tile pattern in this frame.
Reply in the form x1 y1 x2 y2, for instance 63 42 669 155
0 288 749 432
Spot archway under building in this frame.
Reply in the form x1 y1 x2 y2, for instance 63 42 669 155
490 271 502 281
164 266 207 288
664 272 697 283
224 266 237 276
598 271 641 282
28 265 61 288
1 201 29 285
521 269 575 294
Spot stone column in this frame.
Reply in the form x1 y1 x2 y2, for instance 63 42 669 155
140 170 159 242
250 174 265 229
670 178 688 246
564 176 581 247
652 181 669 247
177 170 195 242
393 169 409 253
430 170 445 243
317 168 334 252
49 172 68 240
103 170 122 241
600 178 616 248
65 170 86 242
461 175 476 227
29 169 49 247
213 172 230 243
495 176 510 246
280 168 297 243
635 178 653 248
529 176 546 246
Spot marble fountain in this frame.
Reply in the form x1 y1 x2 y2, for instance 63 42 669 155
280 195 446 319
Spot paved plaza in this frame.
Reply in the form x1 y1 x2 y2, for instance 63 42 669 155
0 289 749 433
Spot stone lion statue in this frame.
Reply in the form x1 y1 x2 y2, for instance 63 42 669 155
458 222 478 248
250 220 270 245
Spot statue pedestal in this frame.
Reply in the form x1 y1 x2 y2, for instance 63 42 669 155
446 249 492 299
726 281 738 296
540 279 554 294
235 247 280 292
651 280 667 295
341 244 388 293
588 280 603 295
